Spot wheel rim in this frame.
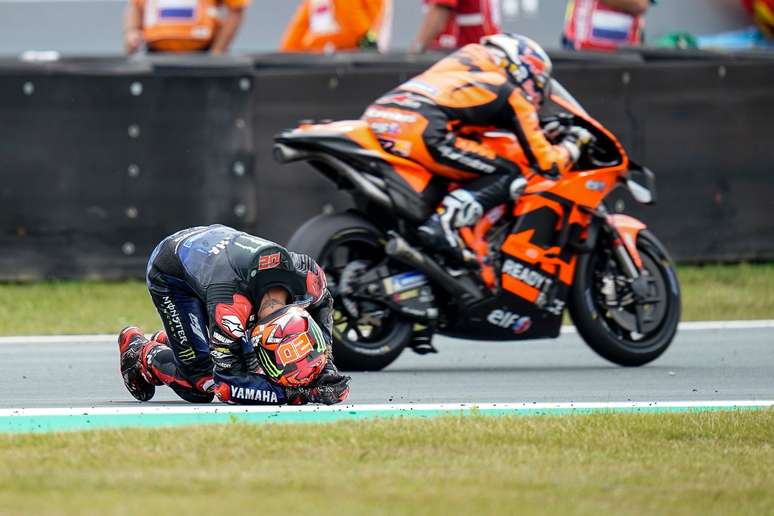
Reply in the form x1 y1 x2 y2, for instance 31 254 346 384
590 241 672 349
318 230 403 351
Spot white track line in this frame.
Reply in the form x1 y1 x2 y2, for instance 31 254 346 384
0 320 772 345
2 400 773 418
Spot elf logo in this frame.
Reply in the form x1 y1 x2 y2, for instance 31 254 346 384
486 309 532 335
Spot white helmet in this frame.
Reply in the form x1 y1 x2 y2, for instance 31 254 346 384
481 33 553 106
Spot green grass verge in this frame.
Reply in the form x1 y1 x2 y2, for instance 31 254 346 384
0 411 772 515
0 264 771 336
678 263 774 321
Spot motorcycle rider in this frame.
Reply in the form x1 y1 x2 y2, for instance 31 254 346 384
118 224 351 405
362 33 592 264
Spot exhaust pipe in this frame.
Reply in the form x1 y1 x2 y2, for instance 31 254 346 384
385 233 483 302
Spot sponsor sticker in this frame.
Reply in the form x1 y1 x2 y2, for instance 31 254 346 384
378 138 412 157
487 309 532 334
383 271 428 294
364 107 417 123
375 93 425 109
229 385 278 403
402 80 438 96
188 314 207 344
208 237 232 255
220 315 245 338
502 259 553 291
369 121 402 135
258 252 281 270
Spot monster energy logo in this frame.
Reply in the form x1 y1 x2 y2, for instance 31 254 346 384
308 317 327 353
258 347 282 379
177 348 196 362
160 295 195 363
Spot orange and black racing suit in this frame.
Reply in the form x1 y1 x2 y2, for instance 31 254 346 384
362 43 575 210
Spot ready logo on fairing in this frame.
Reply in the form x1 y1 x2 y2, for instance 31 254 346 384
502 259 553 291
487 309 532 334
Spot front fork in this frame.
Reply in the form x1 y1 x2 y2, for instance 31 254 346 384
598 206 660 332
599 206 645 279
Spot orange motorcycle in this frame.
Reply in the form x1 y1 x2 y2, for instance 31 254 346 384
274 80 681 371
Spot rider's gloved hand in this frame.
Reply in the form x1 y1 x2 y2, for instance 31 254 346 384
561 126 594 162
316 359 347 386
542 120 567 142
285 374 351 405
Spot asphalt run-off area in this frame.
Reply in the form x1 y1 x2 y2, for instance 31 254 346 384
1 322 772 433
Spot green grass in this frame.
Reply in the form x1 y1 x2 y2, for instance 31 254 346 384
678 263 774 321
0 280 160 335
0 264 771 336
0 411 772 515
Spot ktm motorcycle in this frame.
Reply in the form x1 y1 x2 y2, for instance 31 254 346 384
273 79 681 371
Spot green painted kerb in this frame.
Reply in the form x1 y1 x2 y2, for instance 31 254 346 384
1 405 770 434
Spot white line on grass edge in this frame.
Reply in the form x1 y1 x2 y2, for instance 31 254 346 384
0 320 772 345
2 400 773 418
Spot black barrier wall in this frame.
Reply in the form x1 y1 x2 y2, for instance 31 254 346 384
0 56 256 279
1 51 773 279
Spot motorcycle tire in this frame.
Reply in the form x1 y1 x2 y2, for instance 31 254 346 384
569 229 681 367
287 212 413 371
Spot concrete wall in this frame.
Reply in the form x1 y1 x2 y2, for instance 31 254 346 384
0 0 753 56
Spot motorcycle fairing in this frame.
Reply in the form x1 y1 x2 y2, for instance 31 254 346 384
442 291 565 341
277 121 448 222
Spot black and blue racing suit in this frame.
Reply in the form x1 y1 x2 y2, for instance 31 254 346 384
144 224 332 404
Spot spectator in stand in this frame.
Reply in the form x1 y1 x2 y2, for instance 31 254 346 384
563 0 655 51
124 0 249 53
280 0 392 53
411 0 501 53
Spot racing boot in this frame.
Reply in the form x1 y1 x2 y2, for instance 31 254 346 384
118 326 157 402
417 189 483 267
149 329 168 345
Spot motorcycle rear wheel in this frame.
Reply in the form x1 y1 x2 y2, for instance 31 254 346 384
569 230 681 366
287 212 412 371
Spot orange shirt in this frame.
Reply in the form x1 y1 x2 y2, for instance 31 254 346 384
132 0 249 52
280 0 392 53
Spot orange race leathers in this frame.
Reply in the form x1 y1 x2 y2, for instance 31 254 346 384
133 0 249 52
362 44 573 208
280 0 392 53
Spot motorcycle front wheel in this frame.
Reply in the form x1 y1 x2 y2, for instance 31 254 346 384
287 212 413 371
568 229 681 366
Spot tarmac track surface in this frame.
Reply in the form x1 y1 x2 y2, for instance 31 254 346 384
0 325 771 409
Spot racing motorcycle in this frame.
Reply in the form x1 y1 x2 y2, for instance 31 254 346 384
273 79 681 371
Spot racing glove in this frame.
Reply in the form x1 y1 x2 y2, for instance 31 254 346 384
561 126 594 163
542 120 567 143
285 374 351 405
